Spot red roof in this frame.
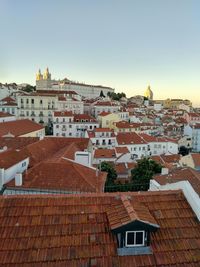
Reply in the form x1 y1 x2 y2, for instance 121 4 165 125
0 190 199 266
95 101 118 106
115 121 140 129
54 111 73 117
21 137 89 167
0 96 15 102
154 167 200 195
191 153 200 167
115 146 129 154
6 159 106 193
0 150 28 169
98 111 111 116
117 132 147 145
94 127 112 132
140 133 178 144
0 119 44 137
94 149 116 158
0 137 39 150
107 195 159 230
74 114 97 122
0 111 14 117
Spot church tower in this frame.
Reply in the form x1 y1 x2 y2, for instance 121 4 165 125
43 67 51 80
36 69 43 81
36 67 52 91
144 85 153 100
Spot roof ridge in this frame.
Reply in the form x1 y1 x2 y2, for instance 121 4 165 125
72 161 98 191
121 195 138 221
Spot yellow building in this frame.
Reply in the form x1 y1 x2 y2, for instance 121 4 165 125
98 112 120 129
163 99 192 109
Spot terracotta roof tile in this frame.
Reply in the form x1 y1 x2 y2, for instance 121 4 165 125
115 146 129 154
154 167 200 196
0 149 28 169
0 190 199 266
191 153 200 167
54 111 73 117
94 149 116 159
117 132 147 145
6 159 106 193
0 111 14 117
0 119 44 137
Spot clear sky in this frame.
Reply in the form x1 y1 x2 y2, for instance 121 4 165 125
0 0 200 106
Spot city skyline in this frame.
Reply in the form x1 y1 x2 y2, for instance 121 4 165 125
1 0 200 105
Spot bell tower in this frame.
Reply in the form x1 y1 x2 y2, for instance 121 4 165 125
36 67 52 91
36 69 43 81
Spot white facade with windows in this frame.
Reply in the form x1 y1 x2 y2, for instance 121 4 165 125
17 93 83 125
53 112 99 137
184 124 200 152
86 129 117 148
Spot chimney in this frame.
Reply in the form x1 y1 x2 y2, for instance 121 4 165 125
15 173 22 186
161 168 169 175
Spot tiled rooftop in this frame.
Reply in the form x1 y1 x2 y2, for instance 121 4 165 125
154 167 200 196
0 111 14 117
94 149 116 159
0 190 199 266
117 132 147 145
0 150 28 169
0 137 39 150
0 119 44 137
6 159 106 193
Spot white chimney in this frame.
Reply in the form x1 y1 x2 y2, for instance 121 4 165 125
15 173 22 186
161 168 169 175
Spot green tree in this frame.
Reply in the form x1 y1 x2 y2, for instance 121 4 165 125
99 161 117 186
22 85 36 93
131 158 162 191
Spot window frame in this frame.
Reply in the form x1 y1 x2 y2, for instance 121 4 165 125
125 230 145 247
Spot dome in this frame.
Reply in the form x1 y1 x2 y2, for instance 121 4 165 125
144 85 153 100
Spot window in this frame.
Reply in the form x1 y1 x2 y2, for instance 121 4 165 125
31 99 34 104
22 162 26 167
125 231 144 247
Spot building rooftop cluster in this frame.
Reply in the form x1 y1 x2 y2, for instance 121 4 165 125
0 69 199 266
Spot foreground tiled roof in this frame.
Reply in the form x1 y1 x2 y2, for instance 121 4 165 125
154 167 200 196
0 119 44 137
0 190 199 266
6 159 106 193
107 195 159 230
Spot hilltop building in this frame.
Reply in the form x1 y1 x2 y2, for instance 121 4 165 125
144 85 153 100
36 67 115 99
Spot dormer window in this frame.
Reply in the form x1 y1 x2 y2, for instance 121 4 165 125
106 195 159 256
125 231 145 247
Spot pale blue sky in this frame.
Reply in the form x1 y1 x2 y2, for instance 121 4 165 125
0 0 200 105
